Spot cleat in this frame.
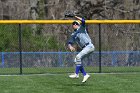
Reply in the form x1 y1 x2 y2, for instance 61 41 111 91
82 74 90 83
69 73 79 78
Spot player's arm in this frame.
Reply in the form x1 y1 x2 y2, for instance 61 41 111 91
74 16 82 20
74 16 85 26
67 36 76 52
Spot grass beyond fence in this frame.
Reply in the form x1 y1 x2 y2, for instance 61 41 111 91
0 67 140 75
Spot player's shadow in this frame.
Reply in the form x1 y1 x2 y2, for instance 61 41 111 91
66 83 92 86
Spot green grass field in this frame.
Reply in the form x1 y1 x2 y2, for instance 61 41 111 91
0 73 140 93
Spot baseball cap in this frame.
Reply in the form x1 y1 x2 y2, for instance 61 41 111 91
72 21 80 25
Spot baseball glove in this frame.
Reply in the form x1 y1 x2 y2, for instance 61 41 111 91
64 12 75 18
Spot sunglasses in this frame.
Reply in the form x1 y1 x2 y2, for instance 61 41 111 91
72 22 80 25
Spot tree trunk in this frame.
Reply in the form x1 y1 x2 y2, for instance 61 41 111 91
30 0 39 36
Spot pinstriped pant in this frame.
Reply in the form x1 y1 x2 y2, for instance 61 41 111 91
74 43 95 65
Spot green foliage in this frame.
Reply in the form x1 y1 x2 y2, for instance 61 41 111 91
22 26 47 51
47 35 59 50
0 24 66 52
0 24 18 52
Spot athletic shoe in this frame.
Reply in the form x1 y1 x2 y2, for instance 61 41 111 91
69 73 79 78
82 74 90 83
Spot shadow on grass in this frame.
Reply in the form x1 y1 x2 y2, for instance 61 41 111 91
65 83 93 86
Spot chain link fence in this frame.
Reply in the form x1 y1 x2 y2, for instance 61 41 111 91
100 24 140 73
0 23 140 74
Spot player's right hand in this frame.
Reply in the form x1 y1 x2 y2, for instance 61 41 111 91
69 46 76 52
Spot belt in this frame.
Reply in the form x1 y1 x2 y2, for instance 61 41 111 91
82 43 89 48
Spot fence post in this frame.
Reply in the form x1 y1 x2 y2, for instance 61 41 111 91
19 24 22 74
112 51 117 66
99 24 102 73
1 52 4 68
58 52 63 67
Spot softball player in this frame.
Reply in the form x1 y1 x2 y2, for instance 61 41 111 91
68 16 95 83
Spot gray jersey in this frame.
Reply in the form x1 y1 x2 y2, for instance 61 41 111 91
68 18 92 49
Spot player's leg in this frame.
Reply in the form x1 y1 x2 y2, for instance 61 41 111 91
69 44 94 81
76 52 88 77
73 53 90 82
77 45 94 73
69 50 91 80
78 44 95 82
69 55 81 78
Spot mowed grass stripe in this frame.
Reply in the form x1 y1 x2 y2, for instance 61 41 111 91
93 74 140 93
0 74 139 93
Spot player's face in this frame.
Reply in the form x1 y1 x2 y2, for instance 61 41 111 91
72 24 79 30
